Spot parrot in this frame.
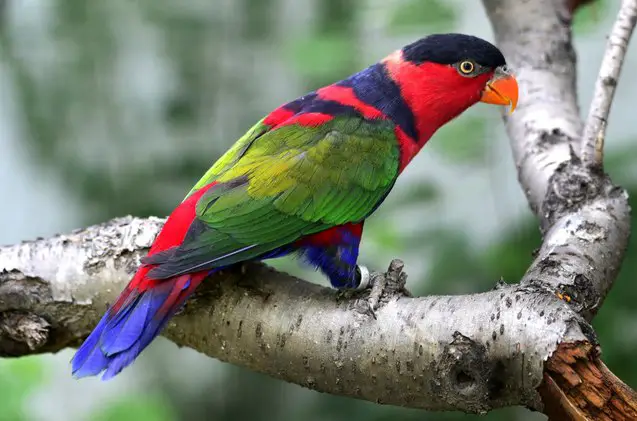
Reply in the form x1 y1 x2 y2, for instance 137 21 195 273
71 33 518 380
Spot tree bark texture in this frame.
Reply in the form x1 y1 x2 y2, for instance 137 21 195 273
1 0 637 417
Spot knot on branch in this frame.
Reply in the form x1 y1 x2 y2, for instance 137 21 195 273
541 156 609 233
0 269 52 312
555 273 602 319
0 311 50 356
435 331 506 414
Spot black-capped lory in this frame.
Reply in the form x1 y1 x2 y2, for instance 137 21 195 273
72 33 518 380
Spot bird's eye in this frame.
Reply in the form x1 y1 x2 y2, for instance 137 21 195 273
458 60 475 75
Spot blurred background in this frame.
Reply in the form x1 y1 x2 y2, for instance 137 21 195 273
0 0 635 420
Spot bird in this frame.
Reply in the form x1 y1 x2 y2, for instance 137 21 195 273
71 33 518 380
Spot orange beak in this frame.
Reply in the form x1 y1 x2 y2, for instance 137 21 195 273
480 67 518 114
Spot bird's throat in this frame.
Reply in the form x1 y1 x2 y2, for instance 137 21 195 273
381 52 485 171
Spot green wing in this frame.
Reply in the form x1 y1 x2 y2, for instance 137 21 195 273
146 115 400 279
185 117 270 197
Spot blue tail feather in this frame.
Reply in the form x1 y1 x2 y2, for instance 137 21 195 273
101 293 152 356
71 273 203 380
101 342 142 380
71 315 111 378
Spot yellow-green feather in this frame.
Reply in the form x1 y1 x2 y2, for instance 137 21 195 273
185 117 270 198
208 116 398 224
148 115 401 277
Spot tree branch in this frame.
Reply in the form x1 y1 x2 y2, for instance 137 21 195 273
581 0 637 167
482 0 630 320
0 216 594 412
483 0 635 418
482 0 582 214
0 0 635 417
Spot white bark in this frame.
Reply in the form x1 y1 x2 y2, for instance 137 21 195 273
483 0 631 320
0 216 589 412
581 0 637 166
0 0 633 415
482 0 582 213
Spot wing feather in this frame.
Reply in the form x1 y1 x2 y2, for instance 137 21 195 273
146 115 400 279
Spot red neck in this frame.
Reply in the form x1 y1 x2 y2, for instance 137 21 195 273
382 51 491 170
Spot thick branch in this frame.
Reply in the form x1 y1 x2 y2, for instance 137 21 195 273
581 0 637 167
483 0 635 417
483 0 630 320
0 217 592 413
0 0 634 417
483 0 582 213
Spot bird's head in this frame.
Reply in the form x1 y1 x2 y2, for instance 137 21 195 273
382 33 518 149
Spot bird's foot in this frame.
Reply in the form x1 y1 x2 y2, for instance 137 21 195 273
357 259 412 319
363 273 383 319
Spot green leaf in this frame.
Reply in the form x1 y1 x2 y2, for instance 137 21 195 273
388 0 457 35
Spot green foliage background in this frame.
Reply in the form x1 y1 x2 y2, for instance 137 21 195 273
0 0 634 420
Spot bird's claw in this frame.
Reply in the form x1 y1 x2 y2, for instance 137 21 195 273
365 272 386 317
364 300 378 319
355 265 380 318
363 260 411 318
343 262 411 318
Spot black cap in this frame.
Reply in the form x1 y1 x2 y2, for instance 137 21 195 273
402 33 506 68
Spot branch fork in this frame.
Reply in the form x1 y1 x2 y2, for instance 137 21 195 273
1 0 637 418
